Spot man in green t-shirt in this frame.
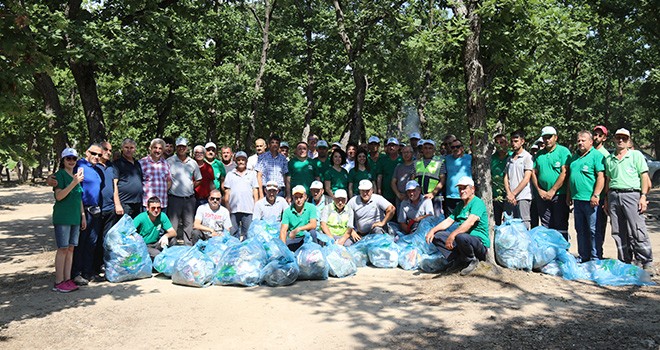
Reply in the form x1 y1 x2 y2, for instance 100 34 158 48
491 133 509 225
566 130 604 262
280 185 318 251
425 176 490 276
286 141 320 200
531 126 571 240
376 137 403 205
133 196 177 259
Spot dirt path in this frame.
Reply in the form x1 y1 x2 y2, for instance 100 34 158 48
1 184 659 349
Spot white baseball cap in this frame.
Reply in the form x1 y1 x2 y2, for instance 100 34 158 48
176 137 188 146
204 142 217 149
358 179 373 191
386 137 400 146
61 148 78 158
614 128 630 137
456 176 475 187
310 180 324 190
265 180 279 190
541 126 557 137
334 189 348 198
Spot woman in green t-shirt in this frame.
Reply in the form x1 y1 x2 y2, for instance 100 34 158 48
348 148 374 198
324 149 349 198
51 148 86 293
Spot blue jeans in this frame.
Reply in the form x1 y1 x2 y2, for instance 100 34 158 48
72 209 101 278
574 200 597 262
230 212 253 241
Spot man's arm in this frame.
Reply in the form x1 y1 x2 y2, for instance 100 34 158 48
257 171 264 198
443 214 480 250
373 204 396 228
223 188 231 210
591 171 604 207
285 175 292 203
113 178 124 215
376 174 383 195
640 172 650 213
289 219 318 238
425 216 455 243
279 223 290 243
391 176 404 201
546 165 567 199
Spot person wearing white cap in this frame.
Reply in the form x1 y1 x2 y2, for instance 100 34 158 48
503 130 533 229
203 142 226 194
346 179 396 241
255 135 289 199
223 151 259 240
391 145 417 208
374 137 402 205
247 138 266 172
309 180 332 229
425 176 490 276
193 145 215 206
166 137 202 246
280 185 319 251
604 128 653 274
51 147 85 292
397 180 434 234
320 189 354 246
443 137 472 216
287 141 320 200
253 180 289 221
531 126 571 240
313 140 332 182
415 139 445 217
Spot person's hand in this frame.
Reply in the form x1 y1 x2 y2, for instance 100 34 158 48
425 229 435 244
47 175 58 187
590 196 599 208
286 195 292 204
288 229 298 239
546 189 556 200
350 231 361 242
639 195 648 213
115 205 124 216
81 215 87 230
445 234 455 251
506 192 516 205
566 197 573 207
538 189 549 200
73 171 84 184
424 193 434 200
210 230 220 237
159 235 170 249
603 200 609 217
337 236 347 246
397 193 406 201
371 221 385 229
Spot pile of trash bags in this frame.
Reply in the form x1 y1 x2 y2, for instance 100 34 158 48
494 222 655 286
103 215 153 282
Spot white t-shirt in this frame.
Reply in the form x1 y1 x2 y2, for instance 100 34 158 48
195 204 232 232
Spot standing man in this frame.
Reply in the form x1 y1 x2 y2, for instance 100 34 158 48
204 142 226 196
224 151 259 240
367 136 384 175
532 126 571 240
167 137 202 245
443 138 472 216
163 137 175 159
346 180 396 242
191 189 232 244
254 180 289 221
491 133 510 225
280 141 290 160
193 145 215 206
415 139 445 217
114 138 143 218
376 137 402 205
440 134 457 156
409 132 422 159
94 141 122 280
287 141 320 200
592 125 610 255
256 135 289 198
139 138 172 210
503 130 533 229
567 130 605 262
314 140 331 182
605 128 653 273
307 134 319 159
72 144 104 286
247 138 267 171
220 146 237 173
391 145 416 208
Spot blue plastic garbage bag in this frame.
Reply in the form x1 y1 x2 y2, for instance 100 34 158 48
555 250 588 280
494 218 533 270
398 216 443 256
367 235 400 268
171 241 215 287
398 244 421 270
295 234 329 280
322 240 357 278
153 245 191 277
348 245 368 267
260 259 300 287
540 260 562 276
528 226 570 269
204 234 240 265
103 214 153 282
259 235 296 263
214 238 268 287
418 252 449 273
248 219 281 241
581 259 655 286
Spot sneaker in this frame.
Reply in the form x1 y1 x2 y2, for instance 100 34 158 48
460 259 479 276
90 274 106 283
65 279 79 291
52 281 75 293
73 275 89 286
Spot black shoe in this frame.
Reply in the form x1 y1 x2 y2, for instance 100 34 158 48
90 274 106 283
460 259 479 276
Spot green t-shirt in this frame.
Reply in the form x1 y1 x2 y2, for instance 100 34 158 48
605 149 649 190
368 152 385 178
567 147 605 201
376 155 402 202
133 212 173 244
348 168 373 195
313 157 331 182
52 169 83 225
490 151 511 200
288 157 319 195
534 144 571 194
449 196 490 248
324 167 349 192
210 159 226 190
281 202 318 237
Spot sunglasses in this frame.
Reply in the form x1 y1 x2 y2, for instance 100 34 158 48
89 151 102 157
451 145 463 149
149 206 162 210
209 197 222 201
64 156 77 161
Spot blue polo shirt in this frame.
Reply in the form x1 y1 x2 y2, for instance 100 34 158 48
75 159 102 207
97 161 117 212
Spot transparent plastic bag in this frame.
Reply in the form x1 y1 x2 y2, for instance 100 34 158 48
494 218 533 271
323 240 357 278
103 214 152 282
172 241 215 287
213 238 268 287
295 234 329 280
153 245 191 277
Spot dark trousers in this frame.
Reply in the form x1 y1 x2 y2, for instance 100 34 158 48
285 230 318 252
72 209 102 278
537 194 570 241
146 237 178 260
493 200 505 226
167 195 196 246
230 212 253 241
94 210 118 274
595 198 607 259
121 202 142 219
432 231 487 263
530 198 540 228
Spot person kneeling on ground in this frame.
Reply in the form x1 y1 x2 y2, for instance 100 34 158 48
320 189 354 246
253 180 289 221
280 185 318 251
397 180 434 234
134 196 177 259
191 189 232 245
425 176 491 276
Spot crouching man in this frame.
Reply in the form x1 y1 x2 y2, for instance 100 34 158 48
134 196 177 259
191 189 232 245
280 185 318 251
425 177 490 276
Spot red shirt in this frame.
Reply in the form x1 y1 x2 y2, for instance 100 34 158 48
194 161 215 199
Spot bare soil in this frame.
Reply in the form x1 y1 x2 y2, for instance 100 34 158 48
1 184 659 349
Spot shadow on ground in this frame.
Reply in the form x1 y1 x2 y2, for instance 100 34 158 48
0 217 54 262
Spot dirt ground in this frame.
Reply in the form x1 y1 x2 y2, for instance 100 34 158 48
0 184 659 349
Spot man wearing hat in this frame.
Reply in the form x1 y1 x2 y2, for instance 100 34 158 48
397 180 434 234
203 142 226 195
280 185 318 251
254 180 289 221
409 132 422 159
223 151 259 240
391 145 417 208
367 136 384 174
592 125 610 256
425 176 490 276
313 140 332 182
256 134 289 198
309 180 332 229
166 137 202 246
415 139 445 216
593 125 609 157
346 180 396 242
376 137 402 205
604 128 653 273
320 189 354 246
279 141 290 160
531 126 571 240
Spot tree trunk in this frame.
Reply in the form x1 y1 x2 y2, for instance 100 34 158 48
156 84 176 138
33 72 70 171
301 0 315 143
416 59 433 135
454 0 495 263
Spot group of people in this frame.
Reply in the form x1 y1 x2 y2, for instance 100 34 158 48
48 126 654 292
